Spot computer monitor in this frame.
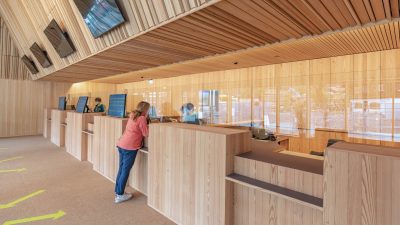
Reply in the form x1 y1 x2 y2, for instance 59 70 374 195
76 96 89 113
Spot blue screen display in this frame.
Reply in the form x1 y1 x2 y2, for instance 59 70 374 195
76 96 88 113
108 94 126 118
58 96 66 110
74 0 125 38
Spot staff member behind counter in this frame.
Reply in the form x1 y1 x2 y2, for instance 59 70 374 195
93 97 105 112
114 101 150 203
181 103 199 124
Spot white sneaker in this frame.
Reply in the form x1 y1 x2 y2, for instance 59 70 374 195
114 193 133 203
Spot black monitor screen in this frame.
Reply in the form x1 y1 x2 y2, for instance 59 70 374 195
21 55 39 74
44 19 75 58
30 42 52 68
74 0 125 38
76 96 89 113
58 96 67 110
108 94 126 118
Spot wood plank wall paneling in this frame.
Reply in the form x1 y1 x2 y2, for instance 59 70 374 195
323 142 400 225
74 49 398 152
67 82 117 111
0 79 71 138
0 16 31 80
92 116 147 195
0 0 217 79
147 123 251 225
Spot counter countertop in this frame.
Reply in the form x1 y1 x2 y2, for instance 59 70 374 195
239 140 324 175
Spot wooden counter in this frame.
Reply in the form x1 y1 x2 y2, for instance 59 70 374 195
50 109 68 147
43 108 52 139
92 116 147 195
227 138 324 225
148 123 251 225
324 142 400 225
65 112 105 161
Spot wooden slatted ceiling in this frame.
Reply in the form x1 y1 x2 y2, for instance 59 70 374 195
47 19 399 84
37 0 400 83
0 0 217 80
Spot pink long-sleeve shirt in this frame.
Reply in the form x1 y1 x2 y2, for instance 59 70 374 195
117 116 149 150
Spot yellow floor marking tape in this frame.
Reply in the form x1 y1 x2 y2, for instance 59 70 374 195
2 210 65 225
0 168 26 173
0 156 23 163
0 190 45 209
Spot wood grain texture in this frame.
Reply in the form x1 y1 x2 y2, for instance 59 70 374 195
227 152 323 225
43 108 52 139
324 142 400 225
95 20 400 84
92 116 147 195
63 49 395 152
0 0 217 80
50 109 68 147
65 112 104 161
148 123 251 225
0 16 31 80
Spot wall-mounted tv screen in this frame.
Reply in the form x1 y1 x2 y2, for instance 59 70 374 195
30 42 52 68
108 94 127 118
58 96 67 110
21 55 39 74
44 19 76 58
76 96 89 113
73 0 125 38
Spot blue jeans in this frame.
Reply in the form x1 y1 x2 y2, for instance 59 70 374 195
115 147 138 195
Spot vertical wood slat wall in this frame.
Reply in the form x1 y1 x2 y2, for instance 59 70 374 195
108 49 400 152
0 15 30 80
0 0 216 79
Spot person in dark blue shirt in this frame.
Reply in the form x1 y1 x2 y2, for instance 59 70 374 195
93 97 105 112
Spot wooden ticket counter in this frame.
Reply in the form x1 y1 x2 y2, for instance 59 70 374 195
92 116 147 195
65 111 105 161
50 109 69 147
147 123 400 225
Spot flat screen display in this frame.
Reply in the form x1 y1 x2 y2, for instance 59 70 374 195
74 0 125 38
44 19 76 58
30 42 52 68
76 96 89 113
21 55 39 74
108 94 126 118
58 96 67 110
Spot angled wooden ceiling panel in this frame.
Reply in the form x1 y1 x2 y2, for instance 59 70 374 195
1 0 398 82
0 0 218 79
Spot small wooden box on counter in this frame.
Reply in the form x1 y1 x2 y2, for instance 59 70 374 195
65 111 105 161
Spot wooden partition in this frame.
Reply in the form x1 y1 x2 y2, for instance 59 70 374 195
43 108 52 139
65 112 104 161
230 156 323 225
324 142 400 225
86 123 94 163
50 109 68 147
148 123 251 225
92 116 147 195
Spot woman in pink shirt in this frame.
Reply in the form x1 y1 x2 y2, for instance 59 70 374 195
114 101 150 203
